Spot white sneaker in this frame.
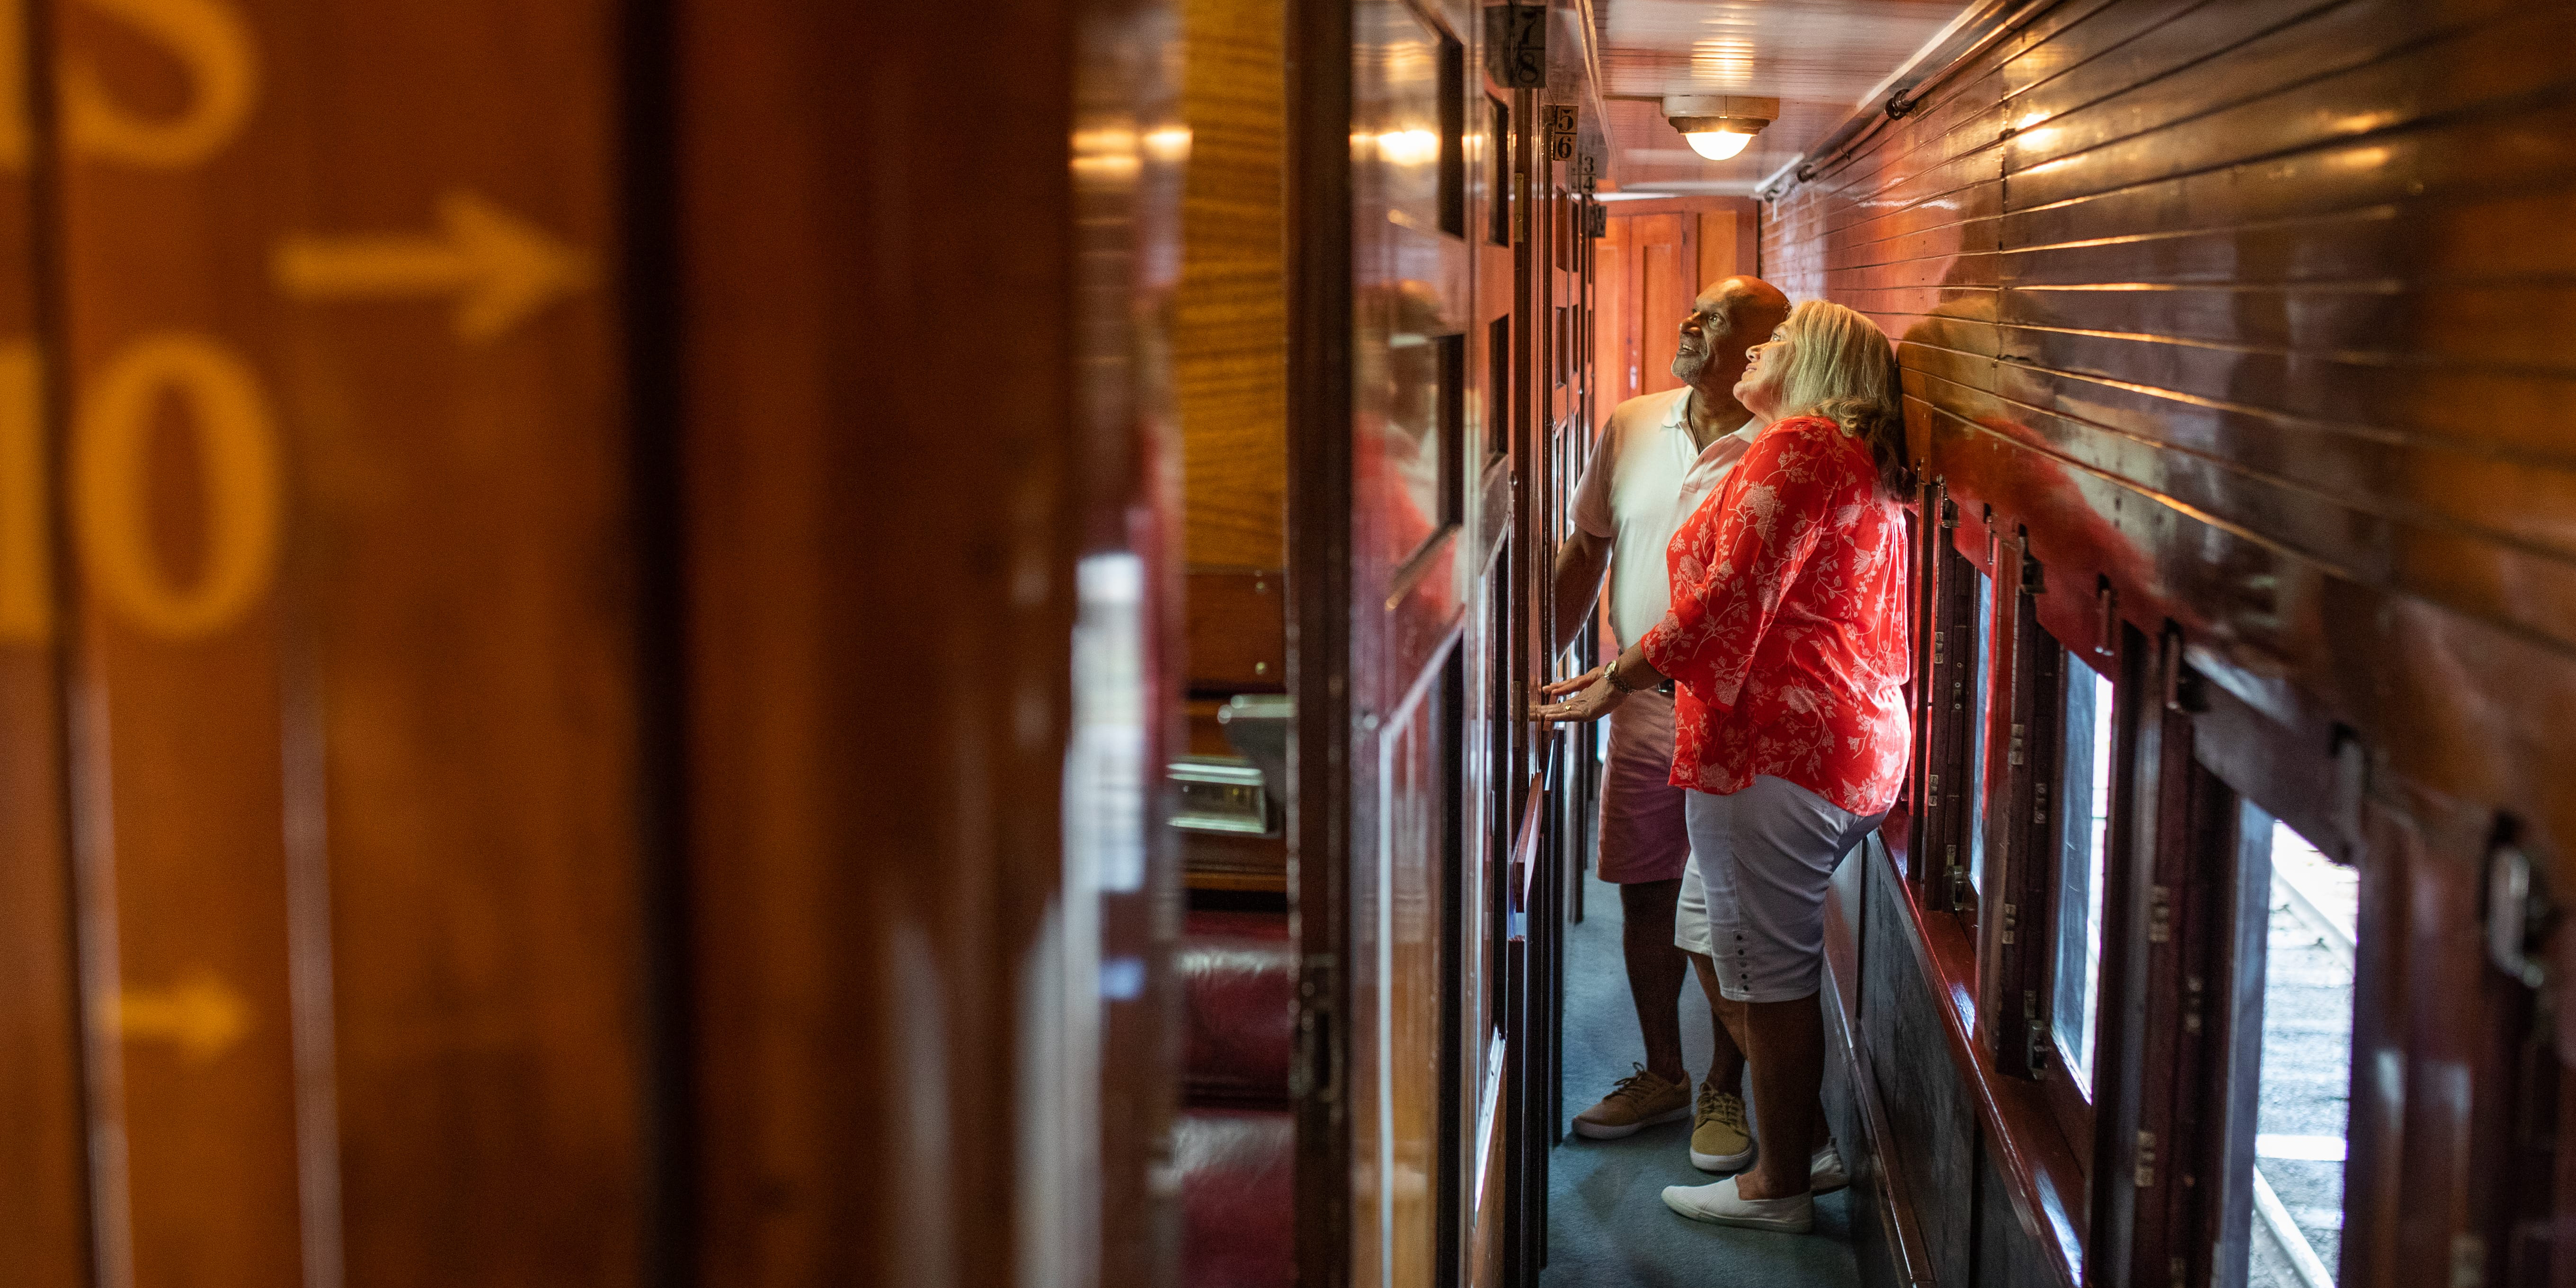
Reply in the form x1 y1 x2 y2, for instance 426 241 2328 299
1810 1141 1848 1195
1660 1176 1814 1233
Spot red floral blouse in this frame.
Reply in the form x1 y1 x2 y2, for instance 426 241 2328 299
1638 414 1912 816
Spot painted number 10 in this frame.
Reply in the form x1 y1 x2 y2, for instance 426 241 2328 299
0 333 282 644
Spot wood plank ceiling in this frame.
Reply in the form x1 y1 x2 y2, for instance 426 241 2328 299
1593 0 1970 195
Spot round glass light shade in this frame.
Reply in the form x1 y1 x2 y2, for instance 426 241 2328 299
1685 129 1753 161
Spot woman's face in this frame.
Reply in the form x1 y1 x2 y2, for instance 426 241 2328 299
1733 325 1790 419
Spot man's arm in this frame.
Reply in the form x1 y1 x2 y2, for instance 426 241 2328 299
1548 526 1612 657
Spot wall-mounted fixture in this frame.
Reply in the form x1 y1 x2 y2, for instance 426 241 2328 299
1662 95 1778 161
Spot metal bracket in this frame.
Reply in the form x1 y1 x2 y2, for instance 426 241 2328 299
2487 840 2550 990
1217 693 1293 810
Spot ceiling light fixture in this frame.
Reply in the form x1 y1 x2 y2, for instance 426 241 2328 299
1662 95 1777 162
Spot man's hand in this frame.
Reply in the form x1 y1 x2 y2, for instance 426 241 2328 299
1531 666 1629 725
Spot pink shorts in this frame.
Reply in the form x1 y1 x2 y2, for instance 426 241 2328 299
1595 691 1691 884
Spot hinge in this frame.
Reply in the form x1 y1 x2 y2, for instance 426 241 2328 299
2452 1234 2488 1288
1483 2 1547 88
2023 991 2049 1076
1291 958 1340 1104
1946 861 1969 910
2008 722 2025 767
2020 544 2045 595
1940 496 1959 529
2135 1129 2158 1189
2148 884 2172 943
2487 839 2550 990
1928 773 1940 798
2034 781 2049 828
2183 973 2204 1035
1932 629 1944 667
1999 901 2017 945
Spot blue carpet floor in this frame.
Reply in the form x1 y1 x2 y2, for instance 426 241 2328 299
1539 868 1861 1288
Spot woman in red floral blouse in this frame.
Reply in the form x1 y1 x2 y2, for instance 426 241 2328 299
1536 300 1911 1234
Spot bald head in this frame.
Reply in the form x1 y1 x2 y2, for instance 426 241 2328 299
1672 275 1792 394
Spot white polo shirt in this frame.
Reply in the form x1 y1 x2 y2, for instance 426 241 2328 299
1571 387 1757 649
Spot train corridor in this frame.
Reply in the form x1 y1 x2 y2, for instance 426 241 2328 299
1543 864 1862 1288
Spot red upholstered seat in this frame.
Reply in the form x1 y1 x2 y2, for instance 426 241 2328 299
1178 909 1294 1287
1181 910 1297 1106
1175 1109 1295 1288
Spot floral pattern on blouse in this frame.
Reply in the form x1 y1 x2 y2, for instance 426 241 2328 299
1637 414 1913 816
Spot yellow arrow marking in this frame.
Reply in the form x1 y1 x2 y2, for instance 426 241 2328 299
114 972 251 1062
272 190 595 343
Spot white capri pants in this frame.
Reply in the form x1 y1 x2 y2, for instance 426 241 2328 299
1673 775 1886 1003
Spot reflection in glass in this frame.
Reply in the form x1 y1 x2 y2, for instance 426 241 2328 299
1965 569 1993 907
2052 662 2113 1089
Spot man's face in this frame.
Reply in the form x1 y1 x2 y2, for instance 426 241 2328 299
1672 286 1748 387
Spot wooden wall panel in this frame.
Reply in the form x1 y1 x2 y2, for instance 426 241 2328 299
1178 0 1286 573
1768 0 2576 1284
41 0 650 1283
1 0 1184 1285
675 1 1181 1285
0 0 87 1278
1592 195 1758 420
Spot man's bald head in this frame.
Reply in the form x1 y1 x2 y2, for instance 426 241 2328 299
1672 275 1792 392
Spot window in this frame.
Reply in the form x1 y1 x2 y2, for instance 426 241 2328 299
1485 314 1509 460
1486 97 1509 246
2236 819 2355 1287
1964 566 1994 913
2051 658 2115 1090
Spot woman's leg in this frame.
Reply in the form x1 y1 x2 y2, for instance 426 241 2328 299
1733 994 1824 1199
1708 776 1880 1197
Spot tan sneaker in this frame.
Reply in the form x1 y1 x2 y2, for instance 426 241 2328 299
1690 1084 1755 1171
1572 1064 1691 1139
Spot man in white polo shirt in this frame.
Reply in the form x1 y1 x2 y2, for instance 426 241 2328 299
1551 275 1790 1171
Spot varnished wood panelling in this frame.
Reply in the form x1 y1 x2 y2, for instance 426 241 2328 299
44 0 649 1282
1179 0 1288 572
1187 568 1288 690
0 0 85 1271
1774 0 2576 877
1775 1 2576 1284
677 0 1181 1284
1863 844 1976 1288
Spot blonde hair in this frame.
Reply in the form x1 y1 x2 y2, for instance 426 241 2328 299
1768 300 1911 495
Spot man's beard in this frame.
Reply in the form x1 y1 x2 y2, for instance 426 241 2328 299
1670 346 1707 383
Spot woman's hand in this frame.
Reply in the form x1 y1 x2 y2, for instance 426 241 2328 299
1531 666 1629 725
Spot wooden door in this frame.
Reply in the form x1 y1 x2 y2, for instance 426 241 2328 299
1625 213 1692 398
0 2 1184 1286
1287 0 1483 1284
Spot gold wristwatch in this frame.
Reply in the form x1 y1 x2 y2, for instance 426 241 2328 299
1603 656 1643 693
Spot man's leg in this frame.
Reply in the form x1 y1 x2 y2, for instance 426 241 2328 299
1732 992 1826 1200
1621 878 1688 1084
1687 951 1746 1096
